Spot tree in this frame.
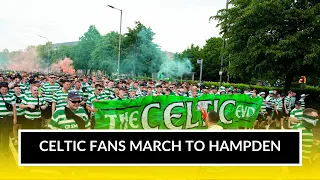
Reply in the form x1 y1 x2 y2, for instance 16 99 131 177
213 0 320 90
73 25 102 73
121 21 165 77
90 31 121 73
51 45 75 62
37 42 54 65
201 37 223 81
178 44 203 80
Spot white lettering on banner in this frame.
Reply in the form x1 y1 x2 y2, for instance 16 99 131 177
198 100 212 128
246 107 255 118
185 102 199 129
119 112 129 129
197 101 212 112
213 100 219 113
129 111 139 129
104 114 117 129
219 100 236 124
235 105 256 118
141 103 160 129
98 98 258 129
164 102 184 129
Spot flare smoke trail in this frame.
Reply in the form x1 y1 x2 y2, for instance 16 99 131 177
7 47 42 72
51 58 76 75
158 58 193 79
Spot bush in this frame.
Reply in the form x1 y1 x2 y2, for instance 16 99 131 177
198 81 320 110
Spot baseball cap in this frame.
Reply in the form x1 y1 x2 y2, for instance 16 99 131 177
295 101 302 106
301 94 306 97
0 82 8 88
68 91 83 100
268 90 273 94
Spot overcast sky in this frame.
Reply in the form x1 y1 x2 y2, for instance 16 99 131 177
0 0 226 53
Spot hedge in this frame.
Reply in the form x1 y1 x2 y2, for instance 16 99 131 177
198 81 320 94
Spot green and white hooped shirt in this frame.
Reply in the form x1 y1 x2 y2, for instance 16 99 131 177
48 107 90 129
21 94 46 120
0 93 16 117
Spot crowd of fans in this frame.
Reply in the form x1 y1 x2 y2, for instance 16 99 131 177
0 71 318 165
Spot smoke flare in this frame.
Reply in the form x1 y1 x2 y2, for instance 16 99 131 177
51 58 76 75
7 47 42 72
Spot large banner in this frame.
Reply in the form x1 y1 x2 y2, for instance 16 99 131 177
93 94 263 129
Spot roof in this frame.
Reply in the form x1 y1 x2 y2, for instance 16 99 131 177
52 41 79 48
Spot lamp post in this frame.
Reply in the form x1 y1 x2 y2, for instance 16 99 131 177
38 35 50 74
219 0 229 87
108 5 122 80
197 59 203 86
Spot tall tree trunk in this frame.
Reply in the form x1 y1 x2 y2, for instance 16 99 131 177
284 72 293 93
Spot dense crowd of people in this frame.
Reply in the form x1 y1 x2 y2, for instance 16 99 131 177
0 71 318 165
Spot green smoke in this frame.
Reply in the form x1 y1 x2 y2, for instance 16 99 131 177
158 58 193 80
120 26 193 79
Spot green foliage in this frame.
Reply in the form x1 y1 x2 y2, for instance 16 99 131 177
189 80 320 96
179 44 203 79
73 25 102 71
201 37 223 81
212 0 320 90
121 21 165 76
176 37 223 82
37 42 55 65
90 31 120 72
51 45 74 62
38 22 167 76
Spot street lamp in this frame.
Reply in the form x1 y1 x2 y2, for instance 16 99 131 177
38 35 50 74
219 0 229 88
108 5 123 80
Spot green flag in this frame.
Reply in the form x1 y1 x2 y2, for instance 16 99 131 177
93 94 263 129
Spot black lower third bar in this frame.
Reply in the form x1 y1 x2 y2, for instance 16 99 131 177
19 130 301 165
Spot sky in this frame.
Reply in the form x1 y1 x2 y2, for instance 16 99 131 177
0 0 226 53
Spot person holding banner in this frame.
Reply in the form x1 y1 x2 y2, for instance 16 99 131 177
104 80 114 97
52 79 72 114
153 85 163 96
86 84 108 128
48 91 90 130
116 88 127 100
128 88 140 99
189 90 198 98
253 92 266 129
146 86 153 96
